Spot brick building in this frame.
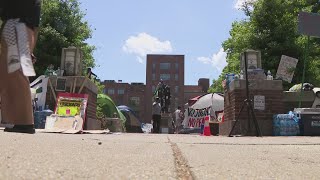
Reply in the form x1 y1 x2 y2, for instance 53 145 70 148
103 55 210 123
184 78 209 106
103 80 146 121
145 54 185 123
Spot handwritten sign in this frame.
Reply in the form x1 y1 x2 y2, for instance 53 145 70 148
254 95 265 111
276 55 298 83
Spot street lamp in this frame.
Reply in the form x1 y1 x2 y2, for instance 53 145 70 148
229 49 262 137
60 46 83 76
240 49 262 72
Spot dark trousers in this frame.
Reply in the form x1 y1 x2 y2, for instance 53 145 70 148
152 114 161 133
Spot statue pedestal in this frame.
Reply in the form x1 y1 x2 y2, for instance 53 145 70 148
160 113 174 134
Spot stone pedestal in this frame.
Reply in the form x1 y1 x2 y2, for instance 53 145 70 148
220 79 285 136
160 113 174 134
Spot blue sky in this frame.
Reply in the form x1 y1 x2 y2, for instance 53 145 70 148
79 0 250 85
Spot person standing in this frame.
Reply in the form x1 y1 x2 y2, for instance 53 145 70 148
0 0 41 134
173 106 183 134
152 97 161 133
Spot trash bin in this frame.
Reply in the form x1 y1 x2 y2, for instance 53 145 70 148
209 122 219 136
34 109 53 129
294 108 320 136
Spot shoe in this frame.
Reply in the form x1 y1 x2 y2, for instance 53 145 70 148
4 125 35 134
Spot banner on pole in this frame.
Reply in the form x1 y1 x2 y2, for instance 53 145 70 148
298 12 320 38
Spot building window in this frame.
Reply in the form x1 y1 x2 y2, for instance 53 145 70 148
118 89 125 95
103 88 107 94
130 97 140 106
152 63 156 71
108 89 115 95
160 63 171 70
160 74 170 81
175 86 179 93
175 63 179 70
175 74 178 81
152 73 156 80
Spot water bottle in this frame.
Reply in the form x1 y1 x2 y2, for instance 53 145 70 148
239 70 244 79
57 67 61 76
267 70 273 80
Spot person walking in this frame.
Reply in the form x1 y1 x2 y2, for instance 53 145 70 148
152 97 161 133
0 0 41 134
173 106 183 134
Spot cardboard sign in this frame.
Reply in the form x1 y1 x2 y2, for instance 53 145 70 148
55 93 88 123
44 115 84 133
254 95 265 111
276 55 298 83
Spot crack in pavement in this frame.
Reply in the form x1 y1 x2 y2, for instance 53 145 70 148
168 137 195 180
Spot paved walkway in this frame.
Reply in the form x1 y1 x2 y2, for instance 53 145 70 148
0 130 320 179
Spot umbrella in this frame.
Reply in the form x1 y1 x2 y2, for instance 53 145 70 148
190 93 224 112
188 95 202 106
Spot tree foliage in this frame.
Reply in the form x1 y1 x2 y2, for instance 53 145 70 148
209 0 320 93
34 0 95 76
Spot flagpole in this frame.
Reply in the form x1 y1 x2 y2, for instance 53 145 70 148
298 35 310 108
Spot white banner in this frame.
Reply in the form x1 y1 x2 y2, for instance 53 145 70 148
183 106 224 128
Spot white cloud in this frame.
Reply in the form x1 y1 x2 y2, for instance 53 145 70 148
123 33 173 63
234 0 257 9
197 48 227 73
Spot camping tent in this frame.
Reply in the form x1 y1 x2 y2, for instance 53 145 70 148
117 105 143 133
97 94 126 124
183 93 224 128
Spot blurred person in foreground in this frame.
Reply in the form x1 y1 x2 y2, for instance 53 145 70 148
0 0 41 134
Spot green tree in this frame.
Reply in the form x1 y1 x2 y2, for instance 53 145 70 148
34 0 95 76
209 0 320 93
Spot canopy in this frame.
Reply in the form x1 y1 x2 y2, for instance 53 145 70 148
190 93 224 111
188 95 201 106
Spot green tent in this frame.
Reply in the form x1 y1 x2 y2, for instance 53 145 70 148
97 94 126 125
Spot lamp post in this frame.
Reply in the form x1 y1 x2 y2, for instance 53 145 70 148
60 46 83 76
229 49 262 137
240 49 262 73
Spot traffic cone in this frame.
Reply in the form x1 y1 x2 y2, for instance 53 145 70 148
203 116 211 136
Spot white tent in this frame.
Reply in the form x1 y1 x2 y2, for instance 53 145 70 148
183 93 224 128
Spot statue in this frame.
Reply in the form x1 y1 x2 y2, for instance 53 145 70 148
154 80 171 113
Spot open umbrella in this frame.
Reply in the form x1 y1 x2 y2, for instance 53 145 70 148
190 93 224 111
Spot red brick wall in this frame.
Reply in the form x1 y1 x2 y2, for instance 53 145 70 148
221 89 285 136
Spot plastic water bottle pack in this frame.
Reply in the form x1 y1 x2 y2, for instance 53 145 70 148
273 111 300 136
141 123 153 133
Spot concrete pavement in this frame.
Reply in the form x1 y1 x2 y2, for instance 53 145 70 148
0 130 320 179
